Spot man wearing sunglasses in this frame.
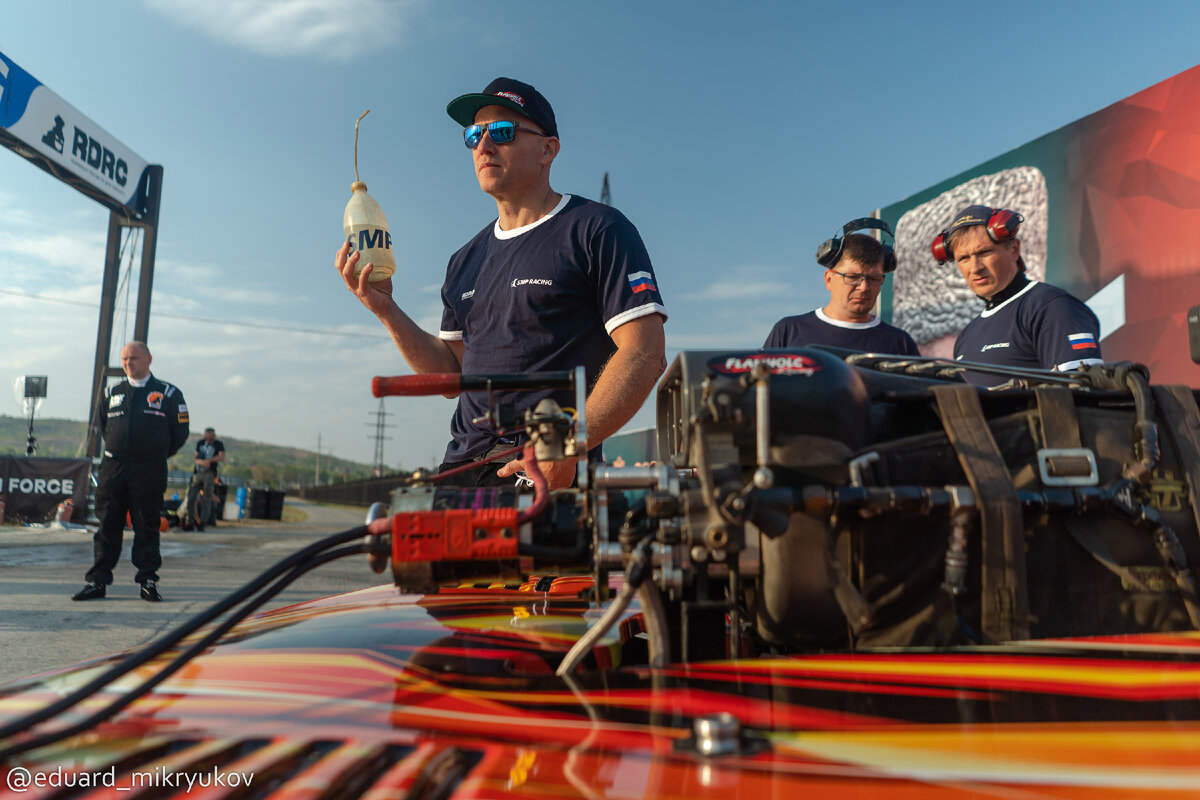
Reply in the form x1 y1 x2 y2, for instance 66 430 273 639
337 78 666 489
764 228 919 355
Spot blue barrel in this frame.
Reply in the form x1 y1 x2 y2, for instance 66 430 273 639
235 486 247 519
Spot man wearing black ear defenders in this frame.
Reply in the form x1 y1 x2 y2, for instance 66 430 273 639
934 204 1102 385
764 218 919 355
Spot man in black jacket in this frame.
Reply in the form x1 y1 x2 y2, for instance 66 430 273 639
72 341 190 602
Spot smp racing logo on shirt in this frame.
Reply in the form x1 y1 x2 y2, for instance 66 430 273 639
511 278 553 288
708 353 822 377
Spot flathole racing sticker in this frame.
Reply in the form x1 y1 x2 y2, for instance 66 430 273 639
707 352 822 376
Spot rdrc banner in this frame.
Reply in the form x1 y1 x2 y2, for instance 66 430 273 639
0 456 91 524
0 49 152 215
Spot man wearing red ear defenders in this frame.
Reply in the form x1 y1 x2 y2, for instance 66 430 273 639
934 204 1102 385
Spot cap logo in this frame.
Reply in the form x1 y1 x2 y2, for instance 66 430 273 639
954 213 987 227
494 91 525 107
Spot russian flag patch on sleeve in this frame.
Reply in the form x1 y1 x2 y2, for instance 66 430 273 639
1069 332 1098 350
627 271 657 293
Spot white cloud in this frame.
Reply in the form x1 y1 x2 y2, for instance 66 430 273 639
0 205 450 468
0 293 453 469
0 230 107 278
141 0 416 59
683 279 794 301
678 263 799 302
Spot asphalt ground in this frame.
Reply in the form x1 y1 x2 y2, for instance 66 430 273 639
0 499 384 687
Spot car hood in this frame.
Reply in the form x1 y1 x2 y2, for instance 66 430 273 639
3 580 1200 798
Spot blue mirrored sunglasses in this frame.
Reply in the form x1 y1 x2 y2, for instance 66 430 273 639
463 121 550 149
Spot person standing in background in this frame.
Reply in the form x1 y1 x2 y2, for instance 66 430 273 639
72 341 189 602
183 427 225 531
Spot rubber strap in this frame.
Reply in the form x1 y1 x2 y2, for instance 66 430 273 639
1152 386 1200 537
1035 387 1082 449
933 384 1031 641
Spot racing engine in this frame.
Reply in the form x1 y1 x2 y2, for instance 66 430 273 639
368 348 1200 665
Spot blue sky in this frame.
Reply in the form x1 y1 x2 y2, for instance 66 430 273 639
2 1 1198 469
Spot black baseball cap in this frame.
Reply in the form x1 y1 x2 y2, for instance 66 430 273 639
947 204 996 237
446 77 558 138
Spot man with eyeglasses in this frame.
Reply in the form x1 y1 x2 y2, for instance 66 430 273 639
936 204 1102 385
336 77 666 489
764 225 919 355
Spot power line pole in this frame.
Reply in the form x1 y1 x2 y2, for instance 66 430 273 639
366 400 394 475
315 431 321 486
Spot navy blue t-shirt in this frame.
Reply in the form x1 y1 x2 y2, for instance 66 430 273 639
763 309 920 355
954 277 1102 386
439 194 666 462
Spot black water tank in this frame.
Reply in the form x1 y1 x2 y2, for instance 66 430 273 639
247 489 269 519
265 490 285 521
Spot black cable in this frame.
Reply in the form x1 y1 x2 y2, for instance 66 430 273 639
0 525 367 744
0 542 367 760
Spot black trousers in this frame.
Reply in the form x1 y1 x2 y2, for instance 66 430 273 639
87 458 167 585
435 460 510 487
434 458 581 488
435 442 520 487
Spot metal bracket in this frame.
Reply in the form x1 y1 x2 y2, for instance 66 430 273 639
1037 447 1099 486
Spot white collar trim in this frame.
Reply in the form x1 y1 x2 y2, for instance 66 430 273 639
817 307 879 329
493 194 572 240
980 279 1039 317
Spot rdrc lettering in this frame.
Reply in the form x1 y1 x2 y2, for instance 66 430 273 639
71 126 128 186
7 477 75 495
348 228 392 251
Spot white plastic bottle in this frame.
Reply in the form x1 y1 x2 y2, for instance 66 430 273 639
343 110 395 282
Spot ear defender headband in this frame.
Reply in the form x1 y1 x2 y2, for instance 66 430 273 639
930 207 1024 264
815 218 897 272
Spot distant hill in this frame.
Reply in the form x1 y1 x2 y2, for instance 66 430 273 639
0 414 382 487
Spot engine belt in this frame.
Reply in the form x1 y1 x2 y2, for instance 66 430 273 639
932 384 1030 642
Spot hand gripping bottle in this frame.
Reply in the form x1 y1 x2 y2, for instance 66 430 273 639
343 110 395 282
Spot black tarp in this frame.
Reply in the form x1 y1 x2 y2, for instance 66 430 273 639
0 457 91 524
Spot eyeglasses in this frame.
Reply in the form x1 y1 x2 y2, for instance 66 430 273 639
463 121 550 149
831 270 885 287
